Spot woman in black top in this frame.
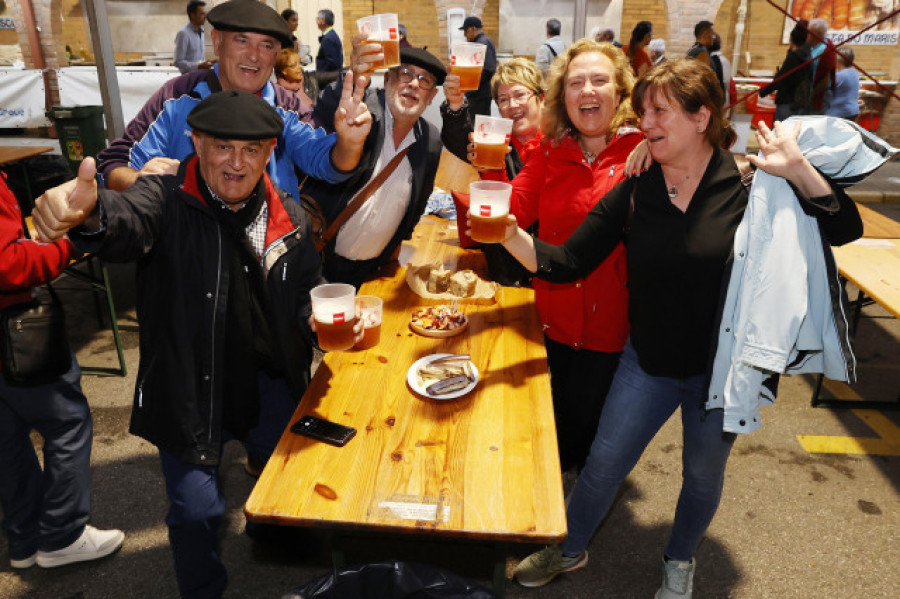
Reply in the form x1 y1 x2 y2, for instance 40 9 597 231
506 59 861 596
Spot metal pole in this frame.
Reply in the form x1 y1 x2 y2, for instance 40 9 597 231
82 0 125 142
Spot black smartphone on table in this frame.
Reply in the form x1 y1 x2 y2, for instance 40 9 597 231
290 415 357 447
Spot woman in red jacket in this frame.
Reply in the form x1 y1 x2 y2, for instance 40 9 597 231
510 40 642 472
0 175 124 569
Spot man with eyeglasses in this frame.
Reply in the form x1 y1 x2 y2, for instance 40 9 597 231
299 40 445 287
97 0 371 205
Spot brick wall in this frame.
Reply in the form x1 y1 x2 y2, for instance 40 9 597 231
621 0 669 50
342 0 500 67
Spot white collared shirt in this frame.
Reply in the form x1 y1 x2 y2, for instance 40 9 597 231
335 107 415 260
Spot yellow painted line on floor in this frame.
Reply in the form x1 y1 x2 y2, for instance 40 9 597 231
799 379 900 456
797 432 900 456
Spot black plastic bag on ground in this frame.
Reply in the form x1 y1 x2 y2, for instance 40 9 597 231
286 560 497 599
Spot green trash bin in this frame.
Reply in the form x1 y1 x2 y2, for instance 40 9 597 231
46 106 107 175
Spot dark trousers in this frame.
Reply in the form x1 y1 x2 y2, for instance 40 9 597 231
545 337 621 472
0 356 91 561
160 371 295 599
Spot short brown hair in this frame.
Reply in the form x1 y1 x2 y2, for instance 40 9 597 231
542 39 636 142
490 58 545 102
633 58 736 150
274 48 301 81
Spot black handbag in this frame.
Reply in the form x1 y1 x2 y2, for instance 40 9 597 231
0 284 71 385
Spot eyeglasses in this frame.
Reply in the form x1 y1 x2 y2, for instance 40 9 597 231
396 66 437 90
497 90 535 109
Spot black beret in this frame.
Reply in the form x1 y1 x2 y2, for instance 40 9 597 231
399 47 447 86
460 16 482 30
187 90 284 140
207 0 293 48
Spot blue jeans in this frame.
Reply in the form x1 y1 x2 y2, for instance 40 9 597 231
160 371 295 598
0 356 91 561
561 342 736 561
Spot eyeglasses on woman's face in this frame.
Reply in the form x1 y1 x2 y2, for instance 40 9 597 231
496 90 535 109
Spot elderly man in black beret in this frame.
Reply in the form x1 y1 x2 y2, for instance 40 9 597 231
299 38 446 287
33 91 358 599
97 0 371 205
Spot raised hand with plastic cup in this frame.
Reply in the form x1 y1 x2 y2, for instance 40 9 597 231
467 180 512 244
471 115 513 170
357 14 400 70
450 42 486 91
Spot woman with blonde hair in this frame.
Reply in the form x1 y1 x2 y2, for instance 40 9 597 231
442 57 546 180
486 40 642 474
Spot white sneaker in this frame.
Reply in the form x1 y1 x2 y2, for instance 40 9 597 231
655 557 695 598
36 525 125 568
10 553 37 569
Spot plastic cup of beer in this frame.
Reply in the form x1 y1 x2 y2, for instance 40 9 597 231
468 180 512 244
450 42 486 90
357 13 400 69
471 115 513 169
311 283 357 351
353 295 383 350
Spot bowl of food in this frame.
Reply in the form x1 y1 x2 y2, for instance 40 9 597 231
409 304 468 337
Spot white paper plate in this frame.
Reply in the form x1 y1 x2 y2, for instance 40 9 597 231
407 353 479 400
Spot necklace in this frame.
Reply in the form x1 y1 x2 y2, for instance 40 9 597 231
663 158 709 200
665 173 690 199
583 150 597 164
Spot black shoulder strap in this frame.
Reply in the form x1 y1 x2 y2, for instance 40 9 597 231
544 43 557 58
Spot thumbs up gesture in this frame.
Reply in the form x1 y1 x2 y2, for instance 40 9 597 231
32 157 99 242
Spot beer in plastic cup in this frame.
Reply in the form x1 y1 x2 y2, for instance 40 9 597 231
353 295 383 350
311 283 357 351
471 115 513 169
468 180 512 244
450 42 486 90
357 14 401 69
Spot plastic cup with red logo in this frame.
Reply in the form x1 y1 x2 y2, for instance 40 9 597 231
450 42 486 90
468 180 512 244
471 115 513 169
311 283 357 351
357 13 400 69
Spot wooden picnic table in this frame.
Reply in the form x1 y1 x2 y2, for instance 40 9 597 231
245 216 566 591
813 237 900 408
856 202 900 239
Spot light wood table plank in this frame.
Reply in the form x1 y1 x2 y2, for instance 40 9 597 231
856 203 900 240
245 217 566 546
833 238 900 319
0 145 53 165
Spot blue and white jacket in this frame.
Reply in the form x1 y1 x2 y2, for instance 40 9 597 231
708 117 897 433
96 66 343 200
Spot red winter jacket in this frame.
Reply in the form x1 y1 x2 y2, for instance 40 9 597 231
0 174 75 312
511 131 642 352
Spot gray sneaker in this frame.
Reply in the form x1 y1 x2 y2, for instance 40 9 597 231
36 525 125 568
514 545 588 587
655 557 695 598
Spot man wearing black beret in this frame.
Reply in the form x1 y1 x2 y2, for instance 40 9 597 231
97 0 371 207
300 37 446 287
32 91 359 599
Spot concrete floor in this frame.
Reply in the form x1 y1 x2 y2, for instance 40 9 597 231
1 205 898 598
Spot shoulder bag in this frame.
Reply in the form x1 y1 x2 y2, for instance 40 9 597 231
299 147 411 255
0 284 72 385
